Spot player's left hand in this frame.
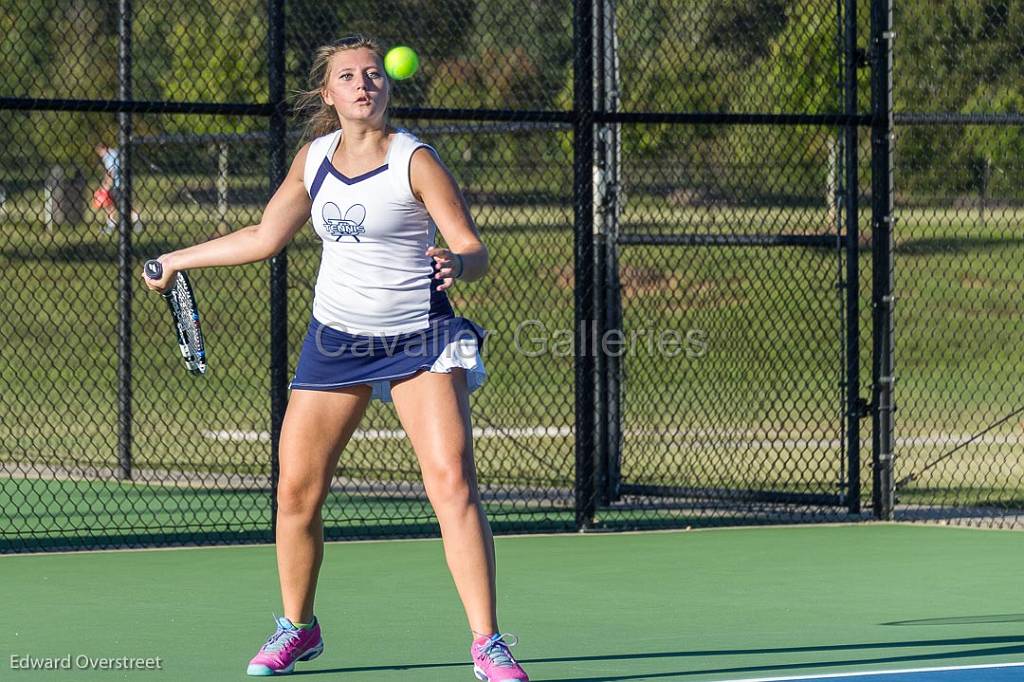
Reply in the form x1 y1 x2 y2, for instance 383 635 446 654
426 246 461 291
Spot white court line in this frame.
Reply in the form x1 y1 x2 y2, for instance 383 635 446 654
201 427 1021 448
718 660 1024 682
202 425 574 443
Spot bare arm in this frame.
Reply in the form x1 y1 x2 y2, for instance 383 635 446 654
410 146 488 290
142 143 313 291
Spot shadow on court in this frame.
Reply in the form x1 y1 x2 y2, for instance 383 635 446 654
531 641 1024 681
283 635 1024 679
883 614 1024 626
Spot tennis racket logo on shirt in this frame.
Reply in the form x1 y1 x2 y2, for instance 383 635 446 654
322 202 366 242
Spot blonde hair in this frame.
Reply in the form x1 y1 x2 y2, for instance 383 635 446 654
294 34 389 141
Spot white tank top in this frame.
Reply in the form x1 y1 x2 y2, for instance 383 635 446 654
302 128 454 335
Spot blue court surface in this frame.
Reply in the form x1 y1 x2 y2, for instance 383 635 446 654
728 662 1024 682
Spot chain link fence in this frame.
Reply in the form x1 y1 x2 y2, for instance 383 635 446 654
890 1 1024 528
0 0 1020 553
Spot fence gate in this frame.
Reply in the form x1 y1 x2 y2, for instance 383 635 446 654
579 0 869 527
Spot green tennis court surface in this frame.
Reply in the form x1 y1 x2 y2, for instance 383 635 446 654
2 525 1021 681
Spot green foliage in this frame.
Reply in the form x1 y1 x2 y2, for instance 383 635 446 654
427 0 570 109
1 1 1022 198
157 0 268 135
0 0 116 165
897 0 1024 196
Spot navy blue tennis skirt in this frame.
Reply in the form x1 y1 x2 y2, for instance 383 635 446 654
290 315 487 403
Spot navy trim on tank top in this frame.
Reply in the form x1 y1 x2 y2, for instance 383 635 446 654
310 158 389 201
428 274 455 321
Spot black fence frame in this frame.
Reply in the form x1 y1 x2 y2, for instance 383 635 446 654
600 0 870 518
0 0 901 544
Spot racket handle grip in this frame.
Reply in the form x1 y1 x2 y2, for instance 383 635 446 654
144 259 163 280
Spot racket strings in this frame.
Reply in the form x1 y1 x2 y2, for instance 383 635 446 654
172 273 206 374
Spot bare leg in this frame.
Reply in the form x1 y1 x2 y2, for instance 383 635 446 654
390 368 498 636
275 386 372 623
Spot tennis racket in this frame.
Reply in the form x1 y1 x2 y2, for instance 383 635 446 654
144 260 207 375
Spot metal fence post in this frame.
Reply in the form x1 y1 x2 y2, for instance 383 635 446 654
594 0 622 507
574 0 597 530
588 0 625 514
842 0 861 514
870 0 896 519
267 0 287 540
593 0 608 511
116 0 134 481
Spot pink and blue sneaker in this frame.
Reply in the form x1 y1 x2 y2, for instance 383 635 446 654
471 632 529 681
246 615 324 676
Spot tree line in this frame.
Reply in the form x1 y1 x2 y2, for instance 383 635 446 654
2 0 1023 200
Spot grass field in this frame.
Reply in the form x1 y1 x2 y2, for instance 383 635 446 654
1 172 1022 544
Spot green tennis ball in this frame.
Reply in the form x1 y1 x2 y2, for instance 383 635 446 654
384 46 419 80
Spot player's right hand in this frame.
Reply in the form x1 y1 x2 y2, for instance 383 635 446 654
141 256 175 293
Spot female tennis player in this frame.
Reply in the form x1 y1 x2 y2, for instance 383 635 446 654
142 35 528 681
